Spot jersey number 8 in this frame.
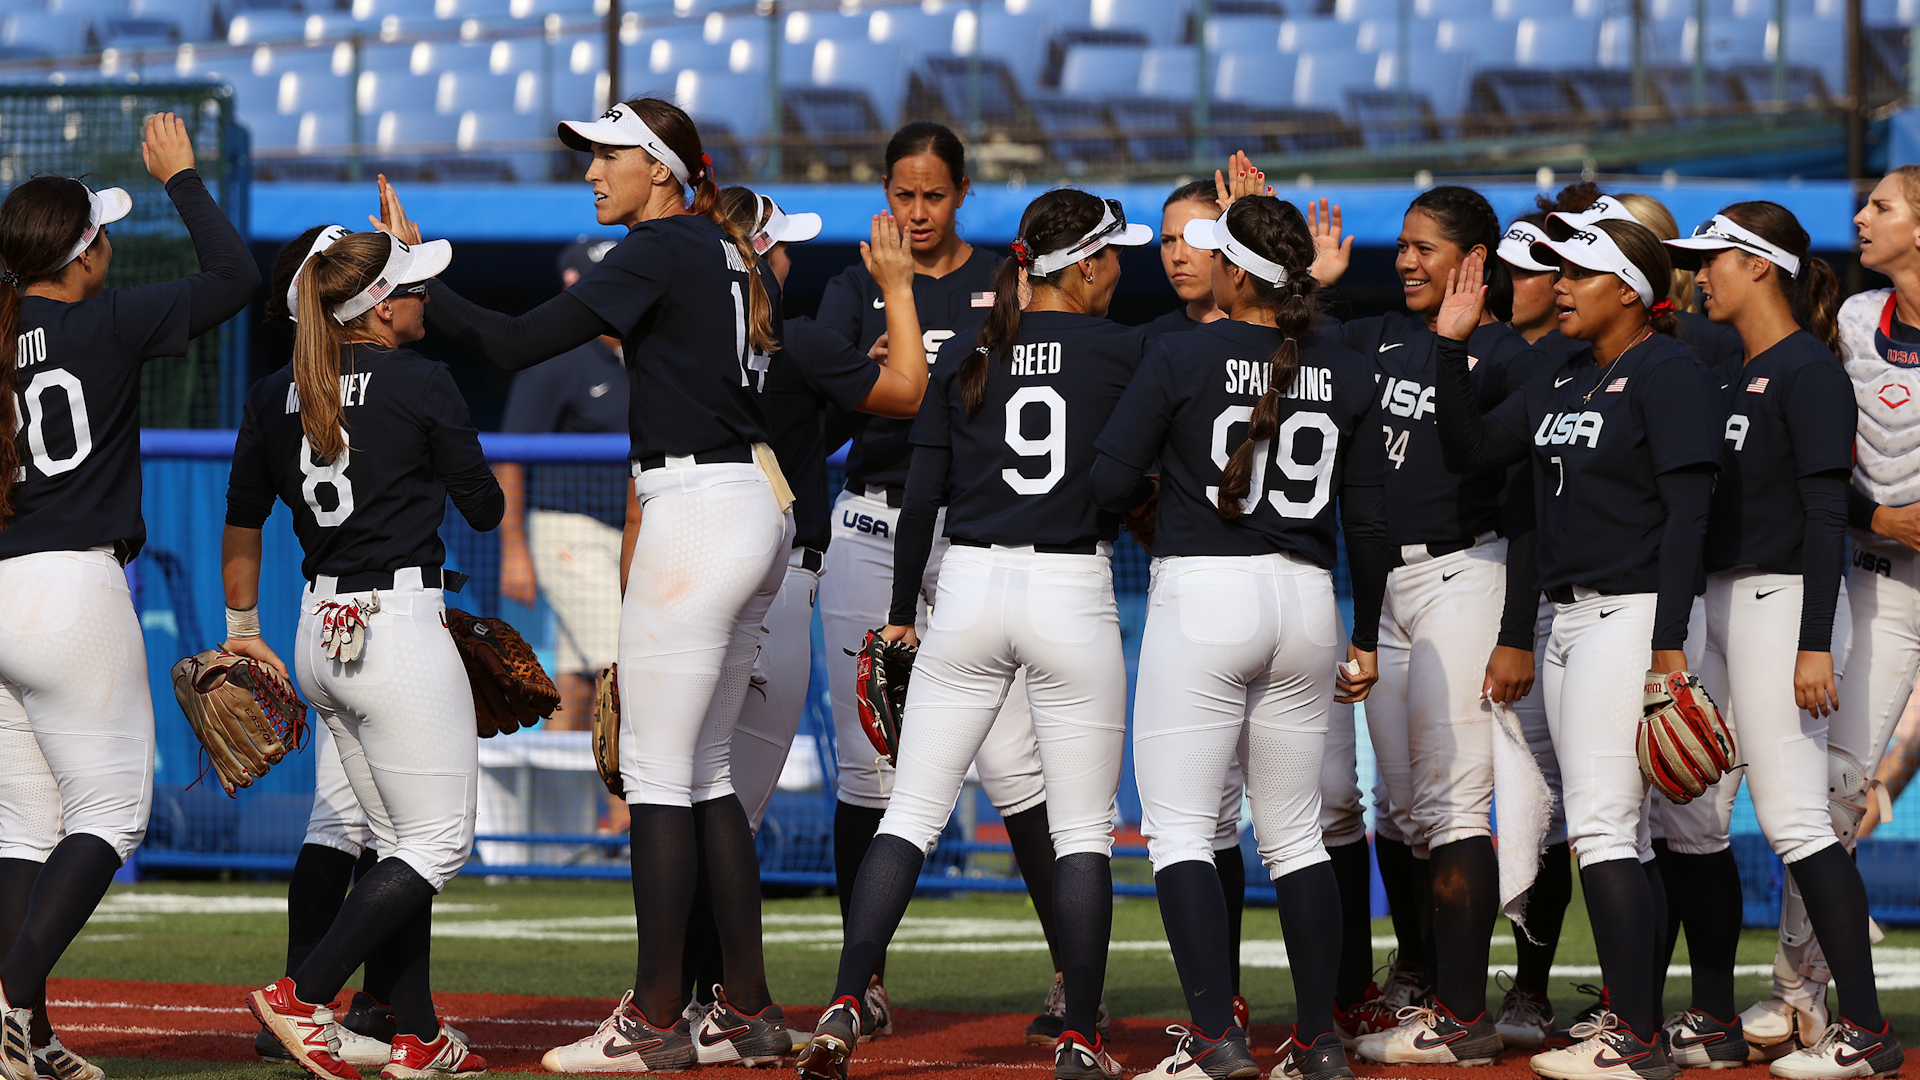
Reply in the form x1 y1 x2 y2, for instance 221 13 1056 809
300 434 354 527
1207 405 1339 520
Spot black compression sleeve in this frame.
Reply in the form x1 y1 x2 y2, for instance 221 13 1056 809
1652 466 1714 651
1089 453 1155 513
425 282 614 371
1797 472 1848 652
1434 335 1529 471
164 170 260 336
1342 482 1389 651
1848 485 1880 533
888 446 948 627
1497 468 1540 650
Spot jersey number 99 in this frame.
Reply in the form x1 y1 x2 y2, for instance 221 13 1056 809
1206 405 1339 519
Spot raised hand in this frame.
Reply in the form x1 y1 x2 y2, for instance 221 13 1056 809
1308 197 1353 286
1212 150 1269 212
368 173 423 245
1436 250 1488 341
860 211 914 296
141 112 195 184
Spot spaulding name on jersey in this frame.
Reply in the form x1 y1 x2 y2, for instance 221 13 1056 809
1222 359 1334 402
1535 410 1604 448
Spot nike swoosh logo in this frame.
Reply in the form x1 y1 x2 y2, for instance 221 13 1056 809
1378 342 1405 352
1599 608 1621 618
1834 1043 1883 1068
590 382 611 398
1669 1033 1725 1048
1441 570 1462 582
1756 588 1785 600
603 1037 664 1056
872 297 886 309
1414 1030 1469 1050
1555 375 1575 387
1593 1049 1651 1068
698 1024 750 1048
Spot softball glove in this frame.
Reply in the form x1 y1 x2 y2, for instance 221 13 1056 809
1639 669 1735 804
853 629 916 766
445 607 560 738
592 663 622 798
172 649 308 797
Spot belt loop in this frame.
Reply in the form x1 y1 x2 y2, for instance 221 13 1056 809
630 461 645 478
315 574 338 596
396 566 423 591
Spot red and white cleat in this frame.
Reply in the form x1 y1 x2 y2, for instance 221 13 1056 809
382 1032 487 1079
248 977 361 1080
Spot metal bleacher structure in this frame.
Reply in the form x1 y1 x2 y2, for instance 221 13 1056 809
0 0 1903 182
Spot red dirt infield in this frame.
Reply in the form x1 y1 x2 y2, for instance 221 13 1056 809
45 977 1789 1078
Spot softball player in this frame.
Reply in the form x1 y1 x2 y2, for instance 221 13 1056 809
1659 203 1904 1077
1097 192 1390 1080
796 188 1151 1080
233 229 493 1080
812 121 1064 1041
0 113 257 1080
394 98 794 1071
1141 180 1226 338
1431 219 1726 1078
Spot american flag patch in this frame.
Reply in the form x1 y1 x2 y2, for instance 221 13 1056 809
1747 377 1770 393
971 291 995 308
1605 377 1629 393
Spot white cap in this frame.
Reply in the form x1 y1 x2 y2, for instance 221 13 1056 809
1497 221 1555 273
330 232 453 324
64 183 132 268
1664 214 1802 278
1529 224 1658 308
749 194 821 256
1543 194 1636 241
1028 198 1153 277
287 224 351 322
558 101 696 186
1182 215 1288 286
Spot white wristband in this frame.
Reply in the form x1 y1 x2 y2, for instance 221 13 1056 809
226 604 261 639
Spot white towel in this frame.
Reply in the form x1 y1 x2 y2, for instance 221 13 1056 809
1491 698 1555 941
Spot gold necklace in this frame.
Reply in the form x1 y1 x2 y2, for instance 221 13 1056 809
1582 327 1654 403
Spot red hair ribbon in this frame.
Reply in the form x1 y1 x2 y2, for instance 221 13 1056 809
1009 238 1033 266
1650 298 1675 317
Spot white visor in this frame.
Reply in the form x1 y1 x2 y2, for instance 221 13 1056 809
1543 194 1636 241
63 184 132 268
1029 199 1154 277
1664 214 1802 278
1530 225 1657 308
286 224 352 322
1498 221 1555 273
1182 216 1289 286
750 194 821 256
558 102 693 186
331 232 453 324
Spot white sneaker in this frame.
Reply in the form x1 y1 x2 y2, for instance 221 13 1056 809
1497 984 1556 1050
31 1036 103 1080
1527 1012 1678 1080
538 991 693 1073
1744 997 1831 1063
860 977 892 1043
1768 1020 1904 1079
0 985 30 1080
1352 1004 1502 1066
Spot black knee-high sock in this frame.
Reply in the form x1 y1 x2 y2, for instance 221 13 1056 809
1214 844 1246 997
285 845 358 978
1661 847 1741 1019
1156 861 1235 1036
378 901 436 1040
692 795 771 1014
1789 845 1883 1029
1652 841 1682 1007
352 849 395 1005
1374 836 1423 970
0 860 47 1044
1002 804 1061 970
681 867 723 1008
831 835 923 1004
292 859 436 1009
628 803 697 1025
1277 861 1342 1042
1513 842 1571 996
0 836 121 1010
1579 858 1658 1039
1412 855 1437 980
833 801 887 981
1430 837 1498 1019
1055 853 1112 1039
1327 839 1375 1007
1644 857 1669 1019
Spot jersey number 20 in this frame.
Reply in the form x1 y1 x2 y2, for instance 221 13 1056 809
1207 405 1339 519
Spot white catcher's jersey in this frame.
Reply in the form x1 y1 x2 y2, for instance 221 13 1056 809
1841 289 1920 530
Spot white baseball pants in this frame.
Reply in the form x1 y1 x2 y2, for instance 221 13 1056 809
820 489 1046 814
1833 541 1920 778
877 544 1126 860
619 461 789 807
0 549 153 863
1366 537 1505 858
1507 596 1566 847
1134 554 1345 879
732 550 821 832
295 570 476 891
1318 700 1367 848
1543 590 1659 868
304 720 374 856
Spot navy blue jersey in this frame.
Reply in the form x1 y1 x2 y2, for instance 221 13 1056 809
915 311 1142 546
500 337 627 529
565 214 769 460
1706 330 1854 573
1096 319 1385 566
1138 306 1206 340
1342 312 1545 545
1479 334 1726 594
1678 309 1745 389
226 345 504 581
816 247 999 489
765 316 882 552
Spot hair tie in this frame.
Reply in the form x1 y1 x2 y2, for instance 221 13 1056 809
1009 238 1033 266
1650 298 1675 317
0 270 19 288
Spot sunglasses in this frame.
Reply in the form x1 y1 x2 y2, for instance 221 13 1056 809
393 281 430 299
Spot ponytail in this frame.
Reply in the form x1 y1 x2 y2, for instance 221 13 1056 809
292 255 347 462
961 188 1106 416
963 254 1027 415
1212 196 1320 520
1800 256 1842 354
1719 201 1839 355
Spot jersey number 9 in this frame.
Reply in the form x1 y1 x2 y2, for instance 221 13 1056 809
1207 405 1339 520
1003 386 1067 495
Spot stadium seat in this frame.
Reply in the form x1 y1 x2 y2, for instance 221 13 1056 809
47 0 125 22
254 41 347 76
1107 97 1189 161
1345 88 1442 147
238 105 297 147
1866 24 1908 86
672 67 768 136
1730 61 1827 107
1646 63 1744 119
1091 0 1183 42
1200 14 1282 50
1772 14 1842 91
1369 46 1470 116
1597 15 1691 67
97 16 175 48
548 64 603 118
1355 17 1440 54
1027 96 1119 171
1056 41 1146 97
357 68 433 113
128 0 209 40
642 33 723 74
1013 0 1096 32
1214 48 1299 103
456 107 546 178
1513 17 1600 68
1293 47 1371 107
433 0 514 22
419 40 491 71
1415 0 1494 19
1735 0 1823 17
1862 0 1914 26
8 12 93 54
904 55 1028 132
782 85 880 176
808 37 908 126
1562 68 1636 126
1333 0 1400 22
1278 18 1360 53
224 9 302 44
375 107 457 149
1683 16 1770 65
1137 44 1195 98
864 4 958 63
779 8 859 46
351 0 434 21
277 67 349 113
486 35 541 73
1650 0 1738 17
436 67 513 113
357 41 417 73
1468 68 1573 132
958 5 1050 87
296 106 351 151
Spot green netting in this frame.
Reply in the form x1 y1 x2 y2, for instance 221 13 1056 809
0 85 249 428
